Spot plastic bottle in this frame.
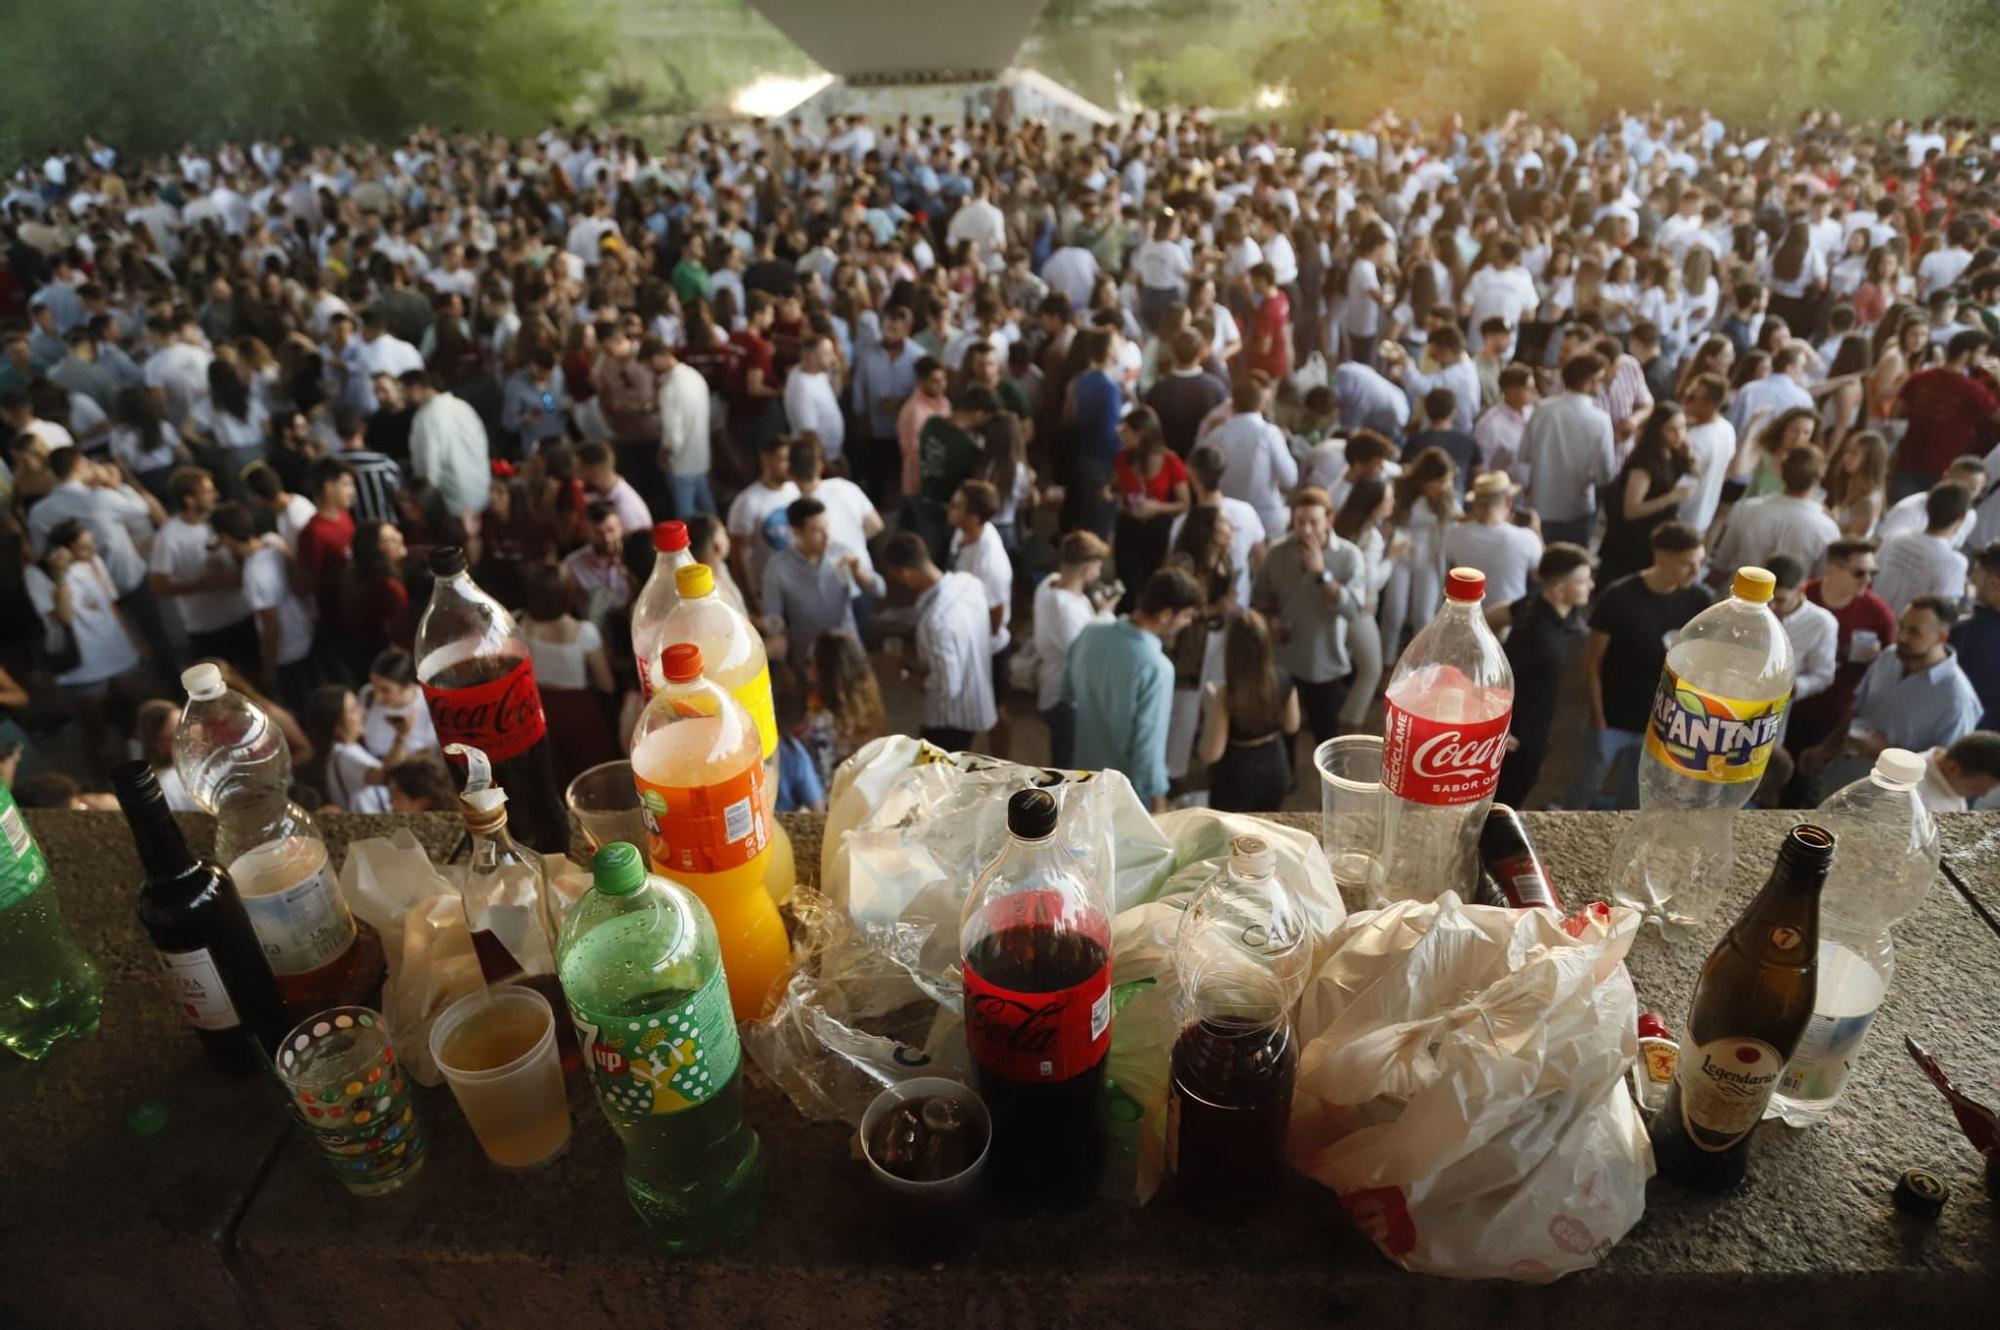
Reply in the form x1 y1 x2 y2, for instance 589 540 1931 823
0 780 102 1059
415 547 570 855
631 520 695 698
1166 834 1309 1205
960 787 1114 1207
1769 748 1939 1125
1606 567 1794 937
175 664 384 1013
557 841 762 1251
1378 568 1515 901
657 561 778 787
630 644 789 1020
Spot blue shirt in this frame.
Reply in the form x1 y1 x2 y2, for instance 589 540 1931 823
775 735 825 813
1064 618 1174 802
1950 604 2000 729
1072 370 1123 468
853 339 922 440
1853 647 1985 753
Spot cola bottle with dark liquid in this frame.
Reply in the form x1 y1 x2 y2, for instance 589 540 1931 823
1166 835 1310 1206
960 788 1113 1207
415 548 570 855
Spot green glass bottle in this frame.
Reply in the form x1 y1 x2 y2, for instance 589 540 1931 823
0 781 103 1059
557 842 761 1250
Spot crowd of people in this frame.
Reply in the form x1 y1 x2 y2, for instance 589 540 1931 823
7 102 2000 820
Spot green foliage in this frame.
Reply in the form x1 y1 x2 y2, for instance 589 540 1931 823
0 0 607 162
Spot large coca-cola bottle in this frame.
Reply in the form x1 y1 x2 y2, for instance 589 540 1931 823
415 548 569 855
1378 567 1514 903
960 788 1113 1208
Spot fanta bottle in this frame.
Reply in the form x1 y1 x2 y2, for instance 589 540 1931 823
630 644 790 1019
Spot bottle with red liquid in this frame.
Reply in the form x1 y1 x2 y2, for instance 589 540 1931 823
1167 834 1310 1206
415 547 569 855
960 788 1113 1207
1379 567 1515 903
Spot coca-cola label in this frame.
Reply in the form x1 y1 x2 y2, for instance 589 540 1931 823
1644 666 1789 784
1381 699 1511 805
962 893 1112 1085
421 657 547 765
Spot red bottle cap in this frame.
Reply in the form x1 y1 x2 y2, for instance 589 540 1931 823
1446 567 1486 602
1637 1012 1672 1040
660 644 704 684
654 520 689 553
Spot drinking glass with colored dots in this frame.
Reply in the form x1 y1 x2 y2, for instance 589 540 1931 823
275 1006 428 1197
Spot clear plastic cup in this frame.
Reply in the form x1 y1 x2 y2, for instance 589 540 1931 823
428 984 572 1169
1315 736 1385 905
565 760 648 855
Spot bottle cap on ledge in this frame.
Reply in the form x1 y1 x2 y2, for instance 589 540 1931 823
675 562 716 598
1732 566 1775 602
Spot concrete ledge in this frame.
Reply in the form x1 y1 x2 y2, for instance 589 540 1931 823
3 810 1995 1329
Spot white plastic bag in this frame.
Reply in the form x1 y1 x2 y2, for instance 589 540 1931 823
1289 894 1652 1282
339 831 484 1085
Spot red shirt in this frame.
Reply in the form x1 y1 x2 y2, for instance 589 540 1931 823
296 511 356 615
1896 367 2000 479
727 329 775 423
1790 580 1897 739
1114 447 1189 502
1250 289 1291 380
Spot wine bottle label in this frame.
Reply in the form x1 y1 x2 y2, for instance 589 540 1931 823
730 666 779 764
158 948 243 1031
1643 666 1789 784
635 762 769 877
0 791 49 912
423 657 548 764
1776 1007 1880 1104
1676 1036 1784 1150
566 967 740 1125
1381 699 1510 805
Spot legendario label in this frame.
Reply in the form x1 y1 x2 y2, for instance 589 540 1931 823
1676 1036 1785 1151
423 657 548 765
1643 666 1789 785
567 967 741 1126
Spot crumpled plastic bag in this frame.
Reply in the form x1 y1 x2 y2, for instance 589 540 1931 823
1288 893 1652 1283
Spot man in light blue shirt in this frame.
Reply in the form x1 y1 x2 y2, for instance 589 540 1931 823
852 307 922 502
1806 594 1984 796
1065 567 1204 812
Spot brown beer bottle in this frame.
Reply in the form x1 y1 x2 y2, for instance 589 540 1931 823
1652 824 1833 1191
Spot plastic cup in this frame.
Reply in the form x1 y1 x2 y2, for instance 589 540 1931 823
565 760 648 855
859 1078 992 1261
275 1006 427 1196
1316 736 1386 904
427 984 571 1170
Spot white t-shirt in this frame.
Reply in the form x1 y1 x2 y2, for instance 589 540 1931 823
951 521 1013 653
1169 496 1267 609
783 369 846 460
149 516 248 634
1462 265 1540 336
25 558 140 686
361 687 439 759
807 477 879 575
1441 519 1544 606
192 397 270 449
1879 491 1975 549
727 480 801 600
277 493 316 552
326 740 391 814
240 543 315 666
1032 579 1106 711
525 619 604 691
1679 418 1738 535
1344 259 1384 337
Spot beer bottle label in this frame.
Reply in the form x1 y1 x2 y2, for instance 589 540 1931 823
1643 665 1789 785
1381 698 1511 805
158 947 243 1032
1675 1036 1785 1150
423 657 549 764
567 966 740 1126
0 790 49 912
635 762 770 877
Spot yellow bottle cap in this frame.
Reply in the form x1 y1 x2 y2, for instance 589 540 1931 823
675 562 715 598
1732 566 1776 603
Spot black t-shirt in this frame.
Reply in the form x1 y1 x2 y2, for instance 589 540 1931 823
1589 573 1715 732
1145 370 1229 457
1404 428 1481 490
1504 593 1586 748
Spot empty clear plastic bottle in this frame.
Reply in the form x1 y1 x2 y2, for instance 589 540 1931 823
1769 748 1939 1125
1607 567 1794 937
631 520 695 698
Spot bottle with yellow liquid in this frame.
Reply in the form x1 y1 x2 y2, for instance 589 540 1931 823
630 644 790 1020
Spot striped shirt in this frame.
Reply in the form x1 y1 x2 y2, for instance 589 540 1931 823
343 449 404 525
914 572 997 732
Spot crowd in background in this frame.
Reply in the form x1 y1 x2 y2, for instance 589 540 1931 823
7 103 2000 819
